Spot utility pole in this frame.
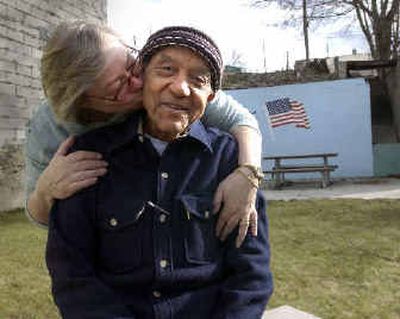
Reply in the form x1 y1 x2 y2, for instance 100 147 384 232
303 0 310 61
326 41 329 57
286 51 289 71
262 39 267 72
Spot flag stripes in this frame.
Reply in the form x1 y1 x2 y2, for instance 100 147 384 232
265 98 310 129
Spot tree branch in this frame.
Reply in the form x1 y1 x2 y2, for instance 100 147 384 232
355 3 376 56
387 0 400 20
345 0 373 15
381 0 389 16
371 0 379 18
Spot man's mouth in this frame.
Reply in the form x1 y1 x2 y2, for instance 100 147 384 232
161 102 189 112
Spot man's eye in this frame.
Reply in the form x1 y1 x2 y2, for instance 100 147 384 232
154 65 175 75
161 65 174 71
190 75 210 88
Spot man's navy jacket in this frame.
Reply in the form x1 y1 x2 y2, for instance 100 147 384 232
46 112 273 319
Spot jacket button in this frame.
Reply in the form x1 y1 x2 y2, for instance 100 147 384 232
159 214 167 223
160 259 168 268
109 218 118 227
161 172 169 179
153 290 161 298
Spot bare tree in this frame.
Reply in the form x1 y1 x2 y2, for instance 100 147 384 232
342 0 400 60
252 0 400 61
228 50 245 67
252 0 352 60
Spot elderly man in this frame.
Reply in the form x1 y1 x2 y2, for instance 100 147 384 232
46 26 273 319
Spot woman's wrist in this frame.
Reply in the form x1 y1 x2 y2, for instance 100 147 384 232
27 190 53 225
235 166 260 189
35 175 54 205
230 126 262 167
238 164 264 183
27 175 55 225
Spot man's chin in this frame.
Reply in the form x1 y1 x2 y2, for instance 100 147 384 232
152 122 189 140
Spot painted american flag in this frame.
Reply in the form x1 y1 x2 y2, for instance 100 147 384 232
265 98 310 129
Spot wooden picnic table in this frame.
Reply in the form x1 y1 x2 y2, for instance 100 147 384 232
263 153 338 189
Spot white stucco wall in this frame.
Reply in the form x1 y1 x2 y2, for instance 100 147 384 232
227 78 373 178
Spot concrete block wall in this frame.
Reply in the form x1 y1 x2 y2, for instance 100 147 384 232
0 0 107 211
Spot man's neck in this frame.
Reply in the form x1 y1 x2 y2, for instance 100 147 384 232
144 122 180 142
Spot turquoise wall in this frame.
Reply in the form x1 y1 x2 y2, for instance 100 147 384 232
227 78 374 178
373 143 400 176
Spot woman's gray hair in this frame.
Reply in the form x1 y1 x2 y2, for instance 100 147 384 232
40 21 120 124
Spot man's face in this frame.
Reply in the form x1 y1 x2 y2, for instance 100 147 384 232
142 46 215 141
84 35 143 114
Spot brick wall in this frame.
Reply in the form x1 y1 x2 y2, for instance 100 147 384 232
0 0 107 211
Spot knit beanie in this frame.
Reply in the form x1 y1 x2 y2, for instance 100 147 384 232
139 26 223 92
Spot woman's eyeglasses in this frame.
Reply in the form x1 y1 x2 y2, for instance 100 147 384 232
86 45 140 103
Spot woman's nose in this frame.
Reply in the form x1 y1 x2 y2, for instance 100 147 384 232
128 75 143 93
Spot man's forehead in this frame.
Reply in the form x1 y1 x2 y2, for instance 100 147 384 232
151 47 210 71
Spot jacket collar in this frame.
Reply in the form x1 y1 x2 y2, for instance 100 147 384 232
106 111 213 154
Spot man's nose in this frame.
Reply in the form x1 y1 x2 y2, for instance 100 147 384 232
170 75 191 97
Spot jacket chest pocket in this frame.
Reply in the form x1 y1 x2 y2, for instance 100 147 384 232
97 201 148 274
180 194 221 265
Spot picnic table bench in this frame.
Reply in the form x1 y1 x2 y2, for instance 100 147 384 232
263 153 338 189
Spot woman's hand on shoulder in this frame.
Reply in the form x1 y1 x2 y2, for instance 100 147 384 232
36 136 108 201
213 169 258 248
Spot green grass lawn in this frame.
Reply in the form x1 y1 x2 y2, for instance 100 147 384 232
0 199 399 319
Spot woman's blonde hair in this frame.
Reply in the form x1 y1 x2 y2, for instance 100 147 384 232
41 21 120 123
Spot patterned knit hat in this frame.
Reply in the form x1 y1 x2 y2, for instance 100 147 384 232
139 26 223 91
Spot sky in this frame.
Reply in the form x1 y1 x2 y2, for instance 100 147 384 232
108 0 369 72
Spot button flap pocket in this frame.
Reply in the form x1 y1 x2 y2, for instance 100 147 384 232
179 193 220 264
180 193 214 220
100 200 146 231
97 200 146 273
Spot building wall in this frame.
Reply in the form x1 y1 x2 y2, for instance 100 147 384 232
0 0 107 211
228 78 374 179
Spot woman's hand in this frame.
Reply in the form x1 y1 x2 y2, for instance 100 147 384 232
28 136 108 225
213 169 258 248
36 136 108 201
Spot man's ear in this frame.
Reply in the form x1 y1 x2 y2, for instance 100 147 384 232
207 92 216 102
